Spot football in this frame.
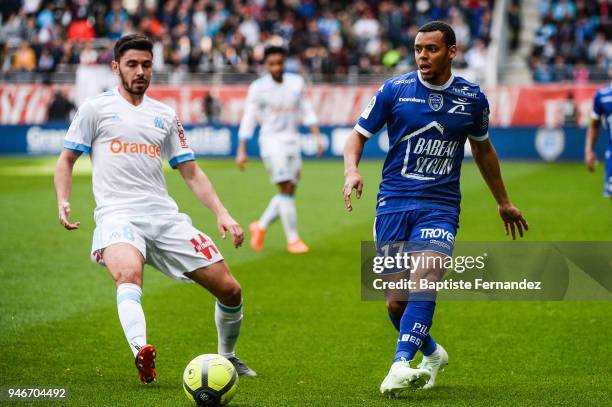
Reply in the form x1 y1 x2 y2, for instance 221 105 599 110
183 354 238 406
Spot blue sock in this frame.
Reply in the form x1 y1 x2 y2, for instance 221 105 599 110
420 334 438 356
388 311 401 331
394 293 436 363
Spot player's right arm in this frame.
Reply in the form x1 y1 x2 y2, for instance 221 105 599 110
54 101 96 230
236 83 259 170
54 149 81 230
585 91 602 172
343 81 390 211
343 130 367 211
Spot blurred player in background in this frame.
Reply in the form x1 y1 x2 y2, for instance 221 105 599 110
585 82 612 199
236 46 324 254
54 34 256 383
343 21 528 396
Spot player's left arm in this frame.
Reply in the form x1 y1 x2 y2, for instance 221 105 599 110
470 138 528 240
299 83 324 157
177 161 244 248
469 92 528 240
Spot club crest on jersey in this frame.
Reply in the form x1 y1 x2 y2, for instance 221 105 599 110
428 93 444 111
153 116 165 130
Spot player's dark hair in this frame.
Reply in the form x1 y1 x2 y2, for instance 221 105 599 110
264 46 286 60
418 21 456 48
114 34 153 61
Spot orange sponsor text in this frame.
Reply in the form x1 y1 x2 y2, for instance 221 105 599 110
110 139 161 158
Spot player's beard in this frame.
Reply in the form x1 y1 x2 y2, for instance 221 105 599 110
118 68 150 95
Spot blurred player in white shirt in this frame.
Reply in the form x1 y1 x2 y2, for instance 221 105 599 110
54 35 256 384
236 46 323 254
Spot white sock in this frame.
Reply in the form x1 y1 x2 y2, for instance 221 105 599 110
278 194 299 243
116 283 146 357
259 194 281 229
215 300 243 358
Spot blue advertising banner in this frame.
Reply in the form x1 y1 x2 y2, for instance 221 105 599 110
0 124 607 161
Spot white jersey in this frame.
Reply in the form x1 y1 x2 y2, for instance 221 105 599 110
238 72 318 155
63 87 195 224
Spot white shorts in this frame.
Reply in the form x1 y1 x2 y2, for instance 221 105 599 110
91 213 224 282
262 152 301 184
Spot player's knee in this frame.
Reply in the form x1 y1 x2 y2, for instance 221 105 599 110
219 280 242 306
386 300 407 316
114 269 142 286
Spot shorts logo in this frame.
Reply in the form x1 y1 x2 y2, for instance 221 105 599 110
428 93 444 111
190 233 219 260
420 228 455 243
175 116 189 148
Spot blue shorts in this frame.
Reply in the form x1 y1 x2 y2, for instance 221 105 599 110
605 149 611 198
373 208 459 257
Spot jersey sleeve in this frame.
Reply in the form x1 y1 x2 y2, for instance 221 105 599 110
591 91 603 120
468 91 490 142
299 83 318 127
354 81 391 138
64 100 97 153
163 113 195 169
238 83 258 141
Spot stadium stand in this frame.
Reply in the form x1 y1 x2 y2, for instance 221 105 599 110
0 0 494 83
531 0 612 82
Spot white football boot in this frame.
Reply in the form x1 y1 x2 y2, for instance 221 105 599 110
417 344 448 389
380 358 431 397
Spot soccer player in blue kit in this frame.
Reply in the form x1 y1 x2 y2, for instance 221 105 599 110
343 21 529 396
585 82 612 198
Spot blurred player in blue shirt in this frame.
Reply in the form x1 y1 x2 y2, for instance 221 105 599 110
343 21 528 396
585 83 612 198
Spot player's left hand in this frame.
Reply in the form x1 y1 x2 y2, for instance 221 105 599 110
217 212 244 248
498 203 529 240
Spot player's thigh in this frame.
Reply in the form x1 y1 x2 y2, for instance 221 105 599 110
374 211 412 243
262 153 300 184
92 220 147 286
102 243 145 286
185 261 242 306
146 214 226 282
408 208 459 284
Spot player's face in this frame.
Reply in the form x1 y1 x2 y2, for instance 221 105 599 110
112 49 153 96
414 31 456 84
265 53 284 82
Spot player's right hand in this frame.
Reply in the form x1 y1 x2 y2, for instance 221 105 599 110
58 201 80 230
585 150 597 172
343 170 363 212
236 151 248 171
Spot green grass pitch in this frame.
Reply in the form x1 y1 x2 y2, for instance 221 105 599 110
0 157 610 406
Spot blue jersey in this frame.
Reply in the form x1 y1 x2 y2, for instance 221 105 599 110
591 84 612 197
355 71 490 215
591 84 612 151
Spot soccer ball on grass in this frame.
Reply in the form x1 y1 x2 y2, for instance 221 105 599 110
183 354 238 406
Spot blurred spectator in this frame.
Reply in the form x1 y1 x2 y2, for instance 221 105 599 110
561 91 577 126
47 90 75 122
13 40 36 71
532 0 612 82
201 91 222 124
507 0 521 51
0 0 495 82
465 38 487 83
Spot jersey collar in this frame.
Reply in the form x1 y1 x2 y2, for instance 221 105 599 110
417 71 455 91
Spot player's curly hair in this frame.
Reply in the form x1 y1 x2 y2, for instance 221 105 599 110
418 21 457 48
264 46 287 60
114 34 154 61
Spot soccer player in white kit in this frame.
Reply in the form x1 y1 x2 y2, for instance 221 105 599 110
236 46 324 254
54 35 256 383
